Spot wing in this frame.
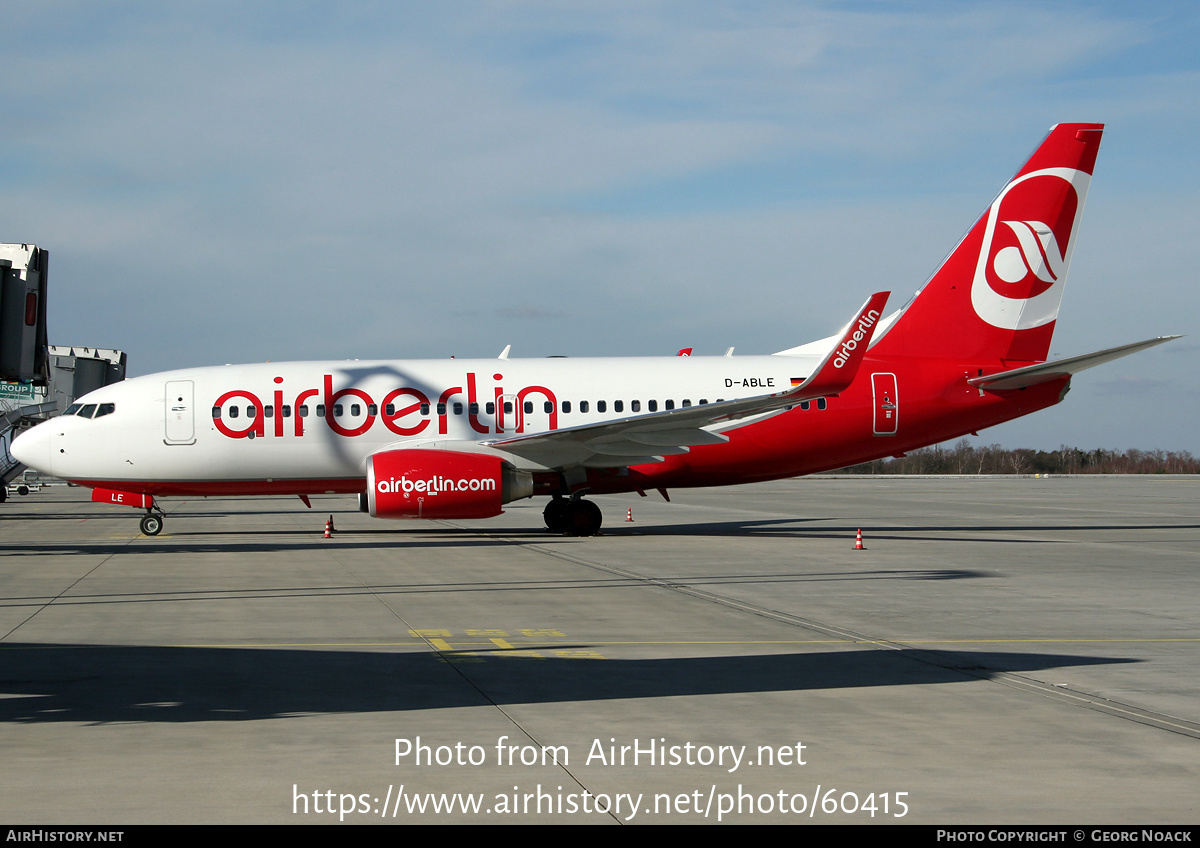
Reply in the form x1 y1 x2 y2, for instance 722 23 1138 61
482 292 889 469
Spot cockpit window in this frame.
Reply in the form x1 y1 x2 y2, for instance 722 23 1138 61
63 401 116 419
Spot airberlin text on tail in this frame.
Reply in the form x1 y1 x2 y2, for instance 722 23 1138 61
875 123 1103 364
833 307 882 368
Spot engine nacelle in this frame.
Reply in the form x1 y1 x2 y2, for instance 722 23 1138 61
366 449 533 520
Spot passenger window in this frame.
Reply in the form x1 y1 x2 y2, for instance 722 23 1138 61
264 405 274 418
299 405 309 417
503 401 513 414
562 401 571 413
817 398 827 410
800 401 810 411
420 403 430 416
543 401 552 414
648 400 658 412
316 404 325 417
247 406 257 419
682 399 691 407
351 404 361 416
437 403 446 415
580 401 589 413
367 404 377 416
614 400 623 413
699 399 707 405
333 404 343 417
631 400 640 412
665 400 675 410
485 402 495 415
282 405 292 418
470 402 480 415
453 403 463 415
211 406 222 418
228 406 239 419
597 400 607 413
525 401 534 414
385 404 395 416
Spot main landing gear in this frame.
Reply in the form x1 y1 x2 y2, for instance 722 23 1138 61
139 509 165 536
543 496 602 536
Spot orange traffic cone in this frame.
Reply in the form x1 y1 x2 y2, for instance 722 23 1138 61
323 526 332 539
854 529 865 550
626 508 634 522
327 514 336 532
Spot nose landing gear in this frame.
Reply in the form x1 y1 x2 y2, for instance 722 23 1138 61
90 487 165 536
139 511 164 536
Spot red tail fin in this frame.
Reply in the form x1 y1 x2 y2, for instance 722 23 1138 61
875 123 1103 365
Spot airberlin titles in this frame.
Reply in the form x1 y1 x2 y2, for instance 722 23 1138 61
212 372 556 440
833 309 881 369
210 370 804 440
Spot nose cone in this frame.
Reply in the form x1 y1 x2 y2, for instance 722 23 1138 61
10 421 52 474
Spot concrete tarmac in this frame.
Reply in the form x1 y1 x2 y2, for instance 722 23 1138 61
1 476 1197 824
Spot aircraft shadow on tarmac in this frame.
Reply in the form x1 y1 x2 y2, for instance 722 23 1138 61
4 514 1196 554
0 566 988 612
598 517 1200 542
0 643 1136 724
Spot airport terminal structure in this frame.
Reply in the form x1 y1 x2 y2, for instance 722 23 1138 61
0 242 125 498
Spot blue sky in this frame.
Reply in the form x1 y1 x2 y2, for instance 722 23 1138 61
2 1 1196 451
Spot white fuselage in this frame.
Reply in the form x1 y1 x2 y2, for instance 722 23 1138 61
18 354 817 489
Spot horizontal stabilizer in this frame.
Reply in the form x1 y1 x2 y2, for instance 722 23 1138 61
968 336 1181 391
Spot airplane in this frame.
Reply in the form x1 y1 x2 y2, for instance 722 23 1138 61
11 122 1178 537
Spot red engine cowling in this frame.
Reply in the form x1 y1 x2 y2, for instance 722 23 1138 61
366 449 533 520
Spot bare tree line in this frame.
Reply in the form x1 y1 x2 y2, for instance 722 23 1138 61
838 441 1200 475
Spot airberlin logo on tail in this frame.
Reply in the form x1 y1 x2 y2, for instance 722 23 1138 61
993 220 1065 285
832 309 881 368
377 476 497 496
972 167 1090 331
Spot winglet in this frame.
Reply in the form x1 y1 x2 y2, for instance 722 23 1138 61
789 291 889 399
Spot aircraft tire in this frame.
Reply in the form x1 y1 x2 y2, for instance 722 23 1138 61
543 497 570 532
140 514 164 536
566 499 602 537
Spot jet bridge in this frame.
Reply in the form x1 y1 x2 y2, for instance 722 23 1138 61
0 243 129 492
0 243 50 491
0 243 49 385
